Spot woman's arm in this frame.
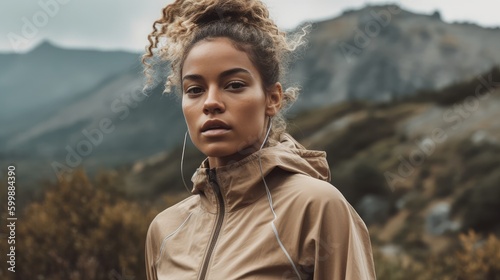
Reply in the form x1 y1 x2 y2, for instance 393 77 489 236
311 187 376 280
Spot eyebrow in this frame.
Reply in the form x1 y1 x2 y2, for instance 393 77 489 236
182 68 252 83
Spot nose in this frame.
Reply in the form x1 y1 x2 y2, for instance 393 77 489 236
203 87 225 115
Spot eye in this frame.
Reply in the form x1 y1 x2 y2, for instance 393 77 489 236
185 86 204 95
226 81 246 91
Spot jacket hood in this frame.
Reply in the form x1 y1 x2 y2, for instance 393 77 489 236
190 133 331 212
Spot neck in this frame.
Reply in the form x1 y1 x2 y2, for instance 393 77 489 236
208 143 260 168
208 117 272 168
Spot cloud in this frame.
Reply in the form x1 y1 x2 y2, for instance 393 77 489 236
1 0 498 53
0 0 166 52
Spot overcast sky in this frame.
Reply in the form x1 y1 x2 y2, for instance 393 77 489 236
1 0 499 53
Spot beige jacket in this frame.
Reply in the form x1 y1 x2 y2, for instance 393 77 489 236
145 134 376 280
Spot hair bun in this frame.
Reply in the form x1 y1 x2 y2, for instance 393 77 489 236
193 2 259 26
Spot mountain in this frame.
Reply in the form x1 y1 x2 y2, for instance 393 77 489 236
286 4 500 111
1 5 500 187
0 42 178 186
0 41 140 137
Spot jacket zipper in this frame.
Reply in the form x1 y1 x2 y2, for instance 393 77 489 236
199 168 225 280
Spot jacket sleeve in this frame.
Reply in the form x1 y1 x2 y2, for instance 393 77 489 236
145 218 159 280
308 187 376 280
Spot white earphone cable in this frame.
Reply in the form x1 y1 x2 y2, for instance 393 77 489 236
180 130 191 194
258 117 303 280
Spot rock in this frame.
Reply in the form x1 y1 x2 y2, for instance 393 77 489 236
425 202 460 235
356 195 392 225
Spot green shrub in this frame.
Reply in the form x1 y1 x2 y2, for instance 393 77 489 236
332 160 390 206
374 230 500 280
408 66 500 105
288 101 367 140
458 140 500 182
453 170 500 232
325 116 396 164
434 167 459 198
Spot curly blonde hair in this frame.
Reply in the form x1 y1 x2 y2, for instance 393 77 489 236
142 0 309 139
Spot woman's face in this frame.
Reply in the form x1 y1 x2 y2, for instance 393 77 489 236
181 37 278 167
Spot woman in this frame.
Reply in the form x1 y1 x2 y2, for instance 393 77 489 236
143 0 376 279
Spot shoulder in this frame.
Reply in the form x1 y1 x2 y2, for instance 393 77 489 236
275 172 346 206
145 195 200 267
146 195 200 249
148 195 199 234
272 172 364 224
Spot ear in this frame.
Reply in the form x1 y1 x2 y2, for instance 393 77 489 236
265 82 283 117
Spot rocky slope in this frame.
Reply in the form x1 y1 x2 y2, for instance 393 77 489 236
287 5 500 110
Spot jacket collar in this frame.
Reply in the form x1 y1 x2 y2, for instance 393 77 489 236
190 133 331 213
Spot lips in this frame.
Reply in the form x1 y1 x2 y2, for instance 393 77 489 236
201 119 231 133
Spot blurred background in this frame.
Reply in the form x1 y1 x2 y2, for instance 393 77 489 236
1 0 500 279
